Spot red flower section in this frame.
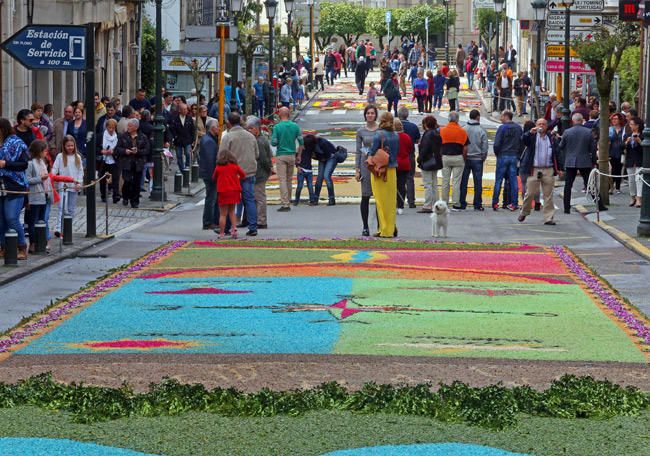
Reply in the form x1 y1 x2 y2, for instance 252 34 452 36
146 287 252 295
77 339 194 350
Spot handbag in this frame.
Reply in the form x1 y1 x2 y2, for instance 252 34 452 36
334 146 348 163
366 134 390 181
420 155 438 171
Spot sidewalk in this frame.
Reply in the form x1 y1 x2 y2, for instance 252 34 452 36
0 167 204 285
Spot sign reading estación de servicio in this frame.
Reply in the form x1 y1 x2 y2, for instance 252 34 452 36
0 25 88 71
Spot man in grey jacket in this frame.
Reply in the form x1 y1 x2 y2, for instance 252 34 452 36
460 110 488 211
559 113 598 214
198 119 220 230
219 112 260 236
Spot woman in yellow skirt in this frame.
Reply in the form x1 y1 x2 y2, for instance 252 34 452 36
369 112 400 237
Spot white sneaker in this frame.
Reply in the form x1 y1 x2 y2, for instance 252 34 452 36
397 208 404 215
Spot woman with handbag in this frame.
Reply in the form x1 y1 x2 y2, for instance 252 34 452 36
445 69 460 112
115 119 150 209
368 111 399 237
355 105 379 236
416 115 443 213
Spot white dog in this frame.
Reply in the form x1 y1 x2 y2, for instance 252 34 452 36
431 200 450 238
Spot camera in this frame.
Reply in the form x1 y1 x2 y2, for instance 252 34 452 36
633 134 639 138
537 171 543 179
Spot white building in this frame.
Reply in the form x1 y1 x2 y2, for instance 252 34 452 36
0 0 143 119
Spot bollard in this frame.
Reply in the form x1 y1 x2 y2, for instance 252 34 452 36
34 221 47 254
4 229 18 267
191 163 199 183
174 172 183 193
182 168 190 188
63 215 73 245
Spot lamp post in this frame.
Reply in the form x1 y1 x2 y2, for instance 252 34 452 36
638 28 650 235
494 0 505 64
531 0 546 122
308 0 315 84
150 0 165 201
285 0 295 60
265 0 278 116
561 0 574 133
229 0 244 113
442 0 449 63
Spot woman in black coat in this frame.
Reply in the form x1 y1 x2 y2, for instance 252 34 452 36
115 118 150 208
416 115 443 213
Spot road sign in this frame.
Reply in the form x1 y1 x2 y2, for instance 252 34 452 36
425 16 429 30
546 29 594 43
546 45 577 57
385 10 392 23
0 25 88 71
545 59 595 74
547 13 602 29
547 0 604 12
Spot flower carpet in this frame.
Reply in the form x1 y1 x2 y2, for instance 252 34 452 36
2 240 647 364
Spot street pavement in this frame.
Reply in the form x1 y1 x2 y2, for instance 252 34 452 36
0 73 648 365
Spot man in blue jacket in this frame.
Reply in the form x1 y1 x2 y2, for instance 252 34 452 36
517 118 562 225
491 110 523 211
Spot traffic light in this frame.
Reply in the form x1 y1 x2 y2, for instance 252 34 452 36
619 0 640 21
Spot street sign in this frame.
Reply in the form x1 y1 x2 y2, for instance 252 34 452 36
547 13 603 29
547 0 604 12
0 25 88 71
161 55 219 73
385 10 392 23
545 59 595 74
546 45 577 57
425 16 429 30
546 29 594 43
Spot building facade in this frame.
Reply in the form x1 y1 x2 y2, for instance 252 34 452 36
0 0 143 119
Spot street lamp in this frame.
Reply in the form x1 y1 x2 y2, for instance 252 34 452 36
638 22 650 235
531 0 546 121
308 0 315 84
285 0 295 60
442 0 449 63
229 0 245 113
150 0 165 202
561 0 574 133
494 0 505 65
265 0 278 116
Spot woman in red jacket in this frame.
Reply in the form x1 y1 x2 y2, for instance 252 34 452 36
394 118 414 215
213 150 246 239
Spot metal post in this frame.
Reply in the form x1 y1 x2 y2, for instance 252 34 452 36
230 16 239 113
150 0 166 202
218 23 227 137
34 221 47 254
269 17 275 114
561 5 571 133
638 29 650 236
3 230 17 267
174 171 183 193
85 23 96 237
63 216 73 245
495 15 500 65
445 1 449 63
534 20 542 121
287 12 292 59
309 3 314 84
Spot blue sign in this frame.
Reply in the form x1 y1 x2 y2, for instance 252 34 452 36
0 25 88 71
385 10 392 23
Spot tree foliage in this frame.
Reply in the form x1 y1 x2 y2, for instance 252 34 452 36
618 46 640 106
141 15 169 97
397 5 452 43
476 9 503 46
319 2 367 47
572 20 640 204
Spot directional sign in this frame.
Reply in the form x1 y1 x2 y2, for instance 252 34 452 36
546 45 577 58
0 25 88 71
385 10 392 23
547 0 604 12
545 59 595 74
546 29 594 43
547 13 602 29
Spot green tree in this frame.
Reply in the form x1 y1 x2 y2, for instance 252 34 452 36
318 2 367 47
476 9 503 53
618 46 640 106
397 5 451 43
365 8 405 49
141 15 168 97
572 20 640 205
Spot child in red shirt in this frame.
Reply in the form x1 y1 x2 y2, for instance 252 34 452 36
212 150 246 239
441 61 450 78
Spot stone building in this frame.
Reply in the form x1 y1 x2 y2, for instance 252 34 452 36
0 0 143 119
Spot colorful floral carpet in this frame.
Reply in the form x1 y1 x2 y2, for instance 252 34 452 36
2 240 647 364
0 438 157 455
322 443 530 456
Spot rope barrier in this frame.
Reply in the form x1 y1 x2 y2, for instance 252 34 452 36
0 173 110 196
586 167 650 206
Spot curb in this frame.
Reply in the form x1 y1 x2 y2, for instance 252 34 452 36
0 236 112 287
291 87 322 122
575 204 650 262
